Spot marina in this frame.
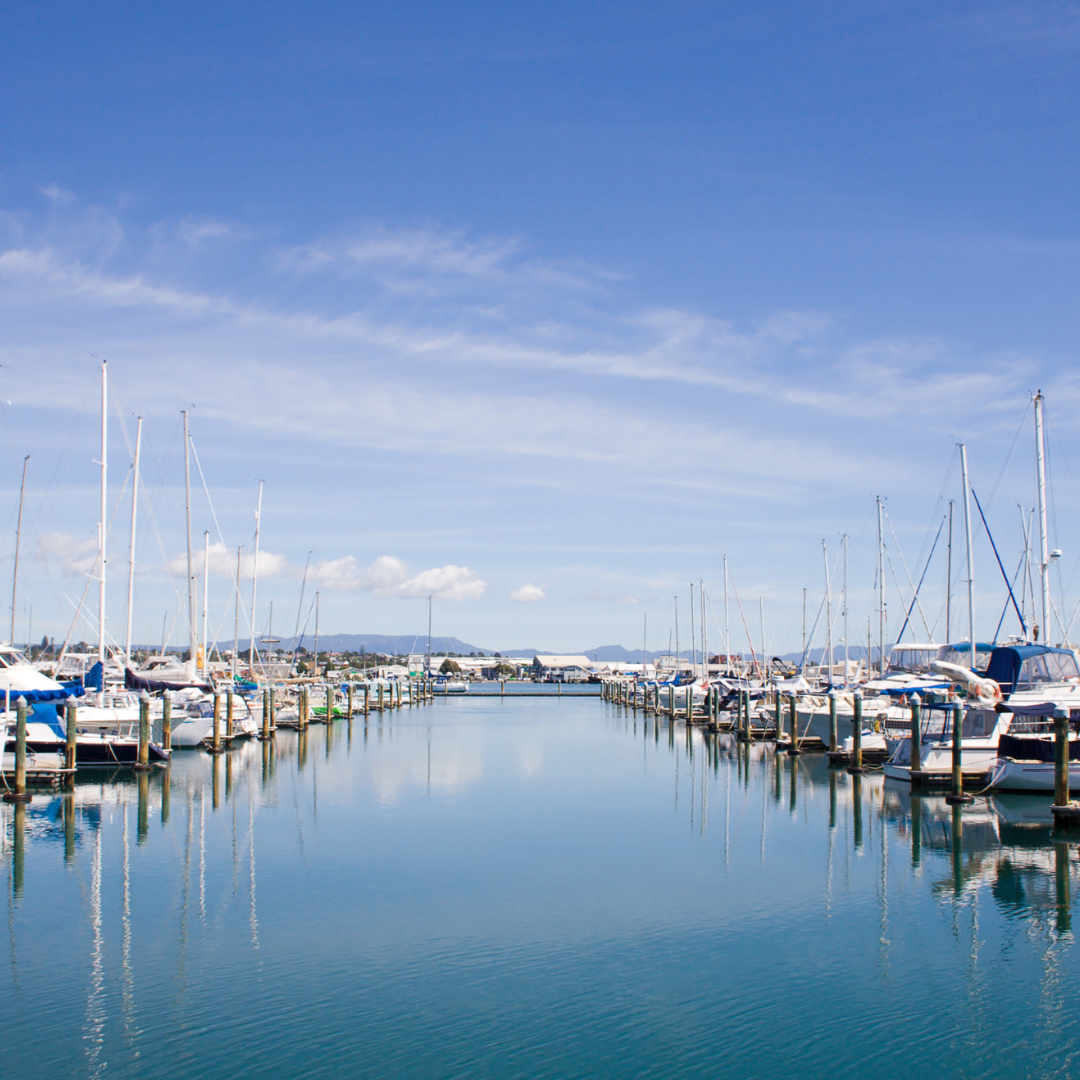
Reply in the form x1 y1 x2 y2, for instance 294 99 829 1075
4 694 1080 1079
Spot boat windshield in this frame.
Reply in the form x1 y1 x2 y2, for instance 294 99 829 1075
888 648 938 673
1015 652 1080 689
937 646 994 673
0 650 29 669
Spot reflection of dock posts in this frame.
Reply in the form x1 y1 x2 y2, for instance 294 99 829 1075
64 793 76 862
847 690 866 775
736 690 749 742
945 702 974 805
225 753 233 799
909 694 922 774
162 691 172 750
910 794 922 868
789 754 797 814
326 712 334 758
135 691 152 770
212 752 221 810
261 736 271 783
65 701 77 779
774 747 782 803
12 801 25 896
348 684 354 718
950 803 963 894
298 727 308 771
226 691 234 739
3 697 31 803
828 769 837 830
1055 842 1072 934
852 774 864 849
137 769 149 844
786 694 801 756
828 691 838 755
161 767 171 825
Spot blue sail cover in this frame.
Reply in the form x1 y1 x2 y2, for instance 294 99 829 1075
85 661 104 691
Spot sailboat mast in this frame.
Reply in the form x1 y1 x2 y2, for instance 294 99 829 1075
233 544 242 681
314 591 319 677
689 584 695 679
643 612 647 675
843 533 848 686
183 409 196 675
674 596 679 676
1035 391 1051 642
759 596 765 681
201 531 209 675
124 418 142 667
10 454 28 644
427 594 432 676
723 555 730 677
99 361 108 683
959 442 976 669
700 581 706 680
249 480 263 673
946 499 953 643
877 496 885 676
823 540 832 684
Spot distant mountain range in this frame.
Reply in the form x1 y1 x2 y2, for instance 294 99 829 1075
130 636 885 663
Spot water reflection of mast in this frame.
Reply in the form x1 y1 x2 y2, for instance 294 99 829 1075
121 803 139 1049
84 827 105 1078
248 780 259 955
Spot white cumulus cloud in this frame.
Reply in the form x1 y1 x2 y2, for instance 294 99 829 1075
510 584 546 602
309 554 485 600
37 532 98 577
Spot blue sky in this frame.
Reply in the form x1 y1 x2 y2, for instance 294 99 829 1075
2 0 1080 655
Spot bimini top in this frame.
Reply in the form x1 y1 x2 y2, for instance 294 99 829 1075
985 644 1080 695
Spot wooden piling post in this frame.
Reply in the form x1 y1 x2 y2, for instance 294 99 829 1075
3 696 31 802
945 703 974 804
847 690 866 774
226 690 235 738
65 700 77 776
134 690 151 769
262 689 271 740
786 693 801 755
1051 707 1078 829
348 683 354 718
364 683 370 716
909 693 922 774
774 688 782 737
377 683 384 712
163 690 172 751
828 690 838 754
210 692 224 753
326 683 334 722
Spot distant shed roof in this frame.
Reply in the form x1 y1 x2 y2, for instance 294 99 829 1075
534 654 593 668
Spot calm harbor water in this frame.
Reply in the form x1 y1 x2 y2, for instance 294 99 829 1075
3 696 1079 1079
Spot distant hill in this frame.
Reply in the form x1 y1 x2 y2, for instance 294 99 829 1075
229 634 486 655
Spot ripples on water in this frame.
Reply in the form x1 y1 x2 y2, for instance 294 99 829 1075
3 697 1079 1079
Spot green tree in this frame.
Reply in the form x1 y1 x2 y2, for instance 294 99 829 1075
440 658 461 674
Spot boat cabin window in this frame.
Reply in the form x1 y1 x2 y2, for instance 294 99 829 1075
888 649 937 673
961 708 997 738
938 647 994 674
1015 652 1080 689
0 651 29 668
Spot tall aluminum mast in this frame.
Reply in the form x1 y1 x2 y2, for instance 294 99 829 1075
99 361 108 686
10 455 28 645
959 443 976 669
183 410 197 677
124 417 142 666
1035 391 1051 642
249 480 264 672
